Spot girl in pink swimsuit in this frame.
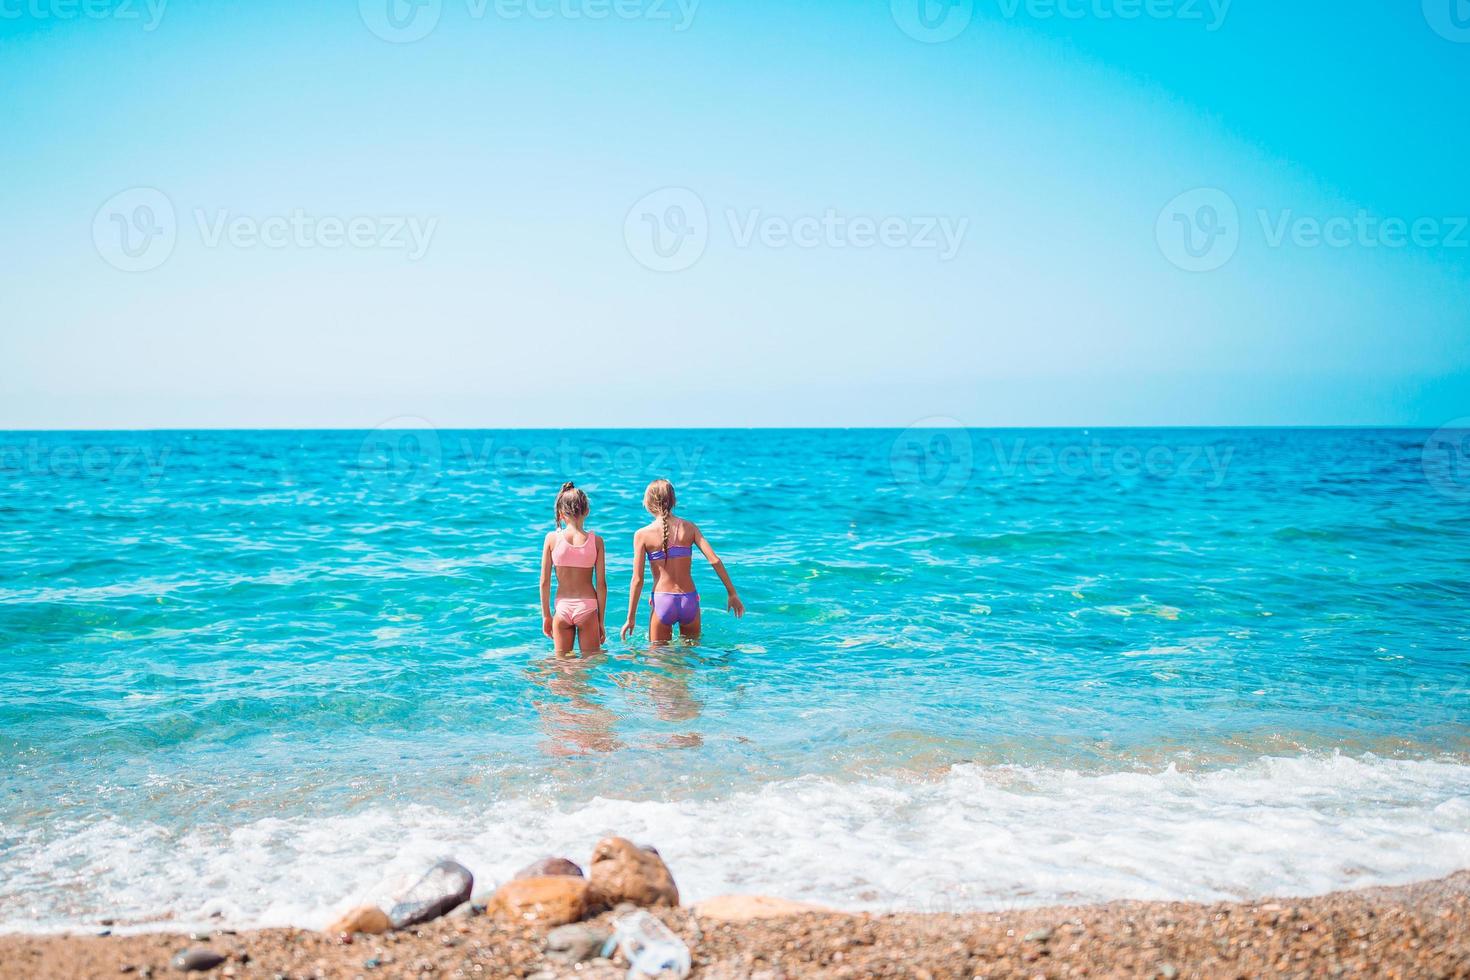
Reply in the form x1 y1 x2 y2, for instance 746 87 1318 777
539 482 608 655
620 478 744 643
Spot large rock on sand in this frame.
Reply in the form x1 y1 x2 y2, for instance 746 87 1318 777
486 876 589 926
327 905 392 935
694 895 833 921
514 856 584 880
389 859 474 929
586 837 678 912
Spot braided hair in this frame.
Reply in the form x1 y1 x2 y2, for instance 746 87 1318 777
643 479 676 554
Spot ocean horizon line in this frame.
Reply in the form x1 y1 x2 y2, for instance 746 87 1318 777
0 423 1452 434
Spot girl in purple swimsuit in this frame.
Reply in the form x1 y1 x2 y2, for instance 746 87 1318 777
620 478 744 643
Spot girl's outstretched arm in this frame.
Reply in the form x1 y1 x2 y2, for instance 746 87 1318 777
595 534 609 645
539 532 555 638
621 536 647 641
693 523 744 617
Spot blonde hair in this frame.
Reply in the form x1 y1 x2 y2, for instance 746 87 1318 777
643 479 676 557
554 481 589 527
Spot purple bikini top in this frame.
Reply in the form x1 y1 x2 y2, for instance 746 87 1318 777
647 544 692 562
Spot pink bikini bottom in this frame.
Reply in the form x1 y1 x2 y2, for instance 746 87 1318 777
554 597 599 629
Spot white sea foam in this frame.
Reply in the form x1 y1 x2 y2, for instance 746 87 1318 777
4 753 1470 933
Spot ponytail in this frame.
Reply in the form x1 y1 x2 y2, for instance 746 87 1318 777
554 481 588 528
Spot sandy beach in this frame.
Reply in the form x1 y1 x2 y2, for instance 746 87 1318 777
5 872 1469 979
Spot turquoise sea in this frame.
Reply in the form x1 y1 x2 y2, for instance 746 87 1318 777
2 427 1469 931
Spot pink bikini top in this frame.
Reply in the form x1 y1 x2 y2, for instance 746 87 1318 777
552 529 597 569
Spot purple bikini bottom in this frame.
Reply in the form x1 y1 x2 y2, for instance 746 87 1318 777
651 591 700 626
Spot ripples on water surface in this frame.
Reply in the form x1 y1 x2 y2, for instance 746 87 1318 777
2 428 1469 929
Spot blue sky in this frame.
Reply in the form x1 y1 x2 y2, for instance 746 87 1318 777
1 0 1467 427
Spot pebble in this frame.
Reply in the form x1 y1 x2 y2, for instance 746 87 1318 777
485 876 589 927
327 906 391 936
585 837 679 911
1159 964 1179 979
170 947 226 972
388 859 475 930
1024 928 1053 943
514 857 585 880
545 922 612 964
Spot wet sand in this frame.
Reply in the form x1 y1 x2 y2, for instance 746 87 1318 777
4 873 1469 979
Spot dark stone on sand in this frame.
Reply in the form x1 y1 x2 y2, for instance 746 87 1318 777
514 857 584 880
170 948 226 972
545 923 611 964
388 859 474 929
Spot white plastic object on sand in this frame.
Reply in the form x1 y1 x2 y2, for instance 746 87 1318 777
602 909 691 979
